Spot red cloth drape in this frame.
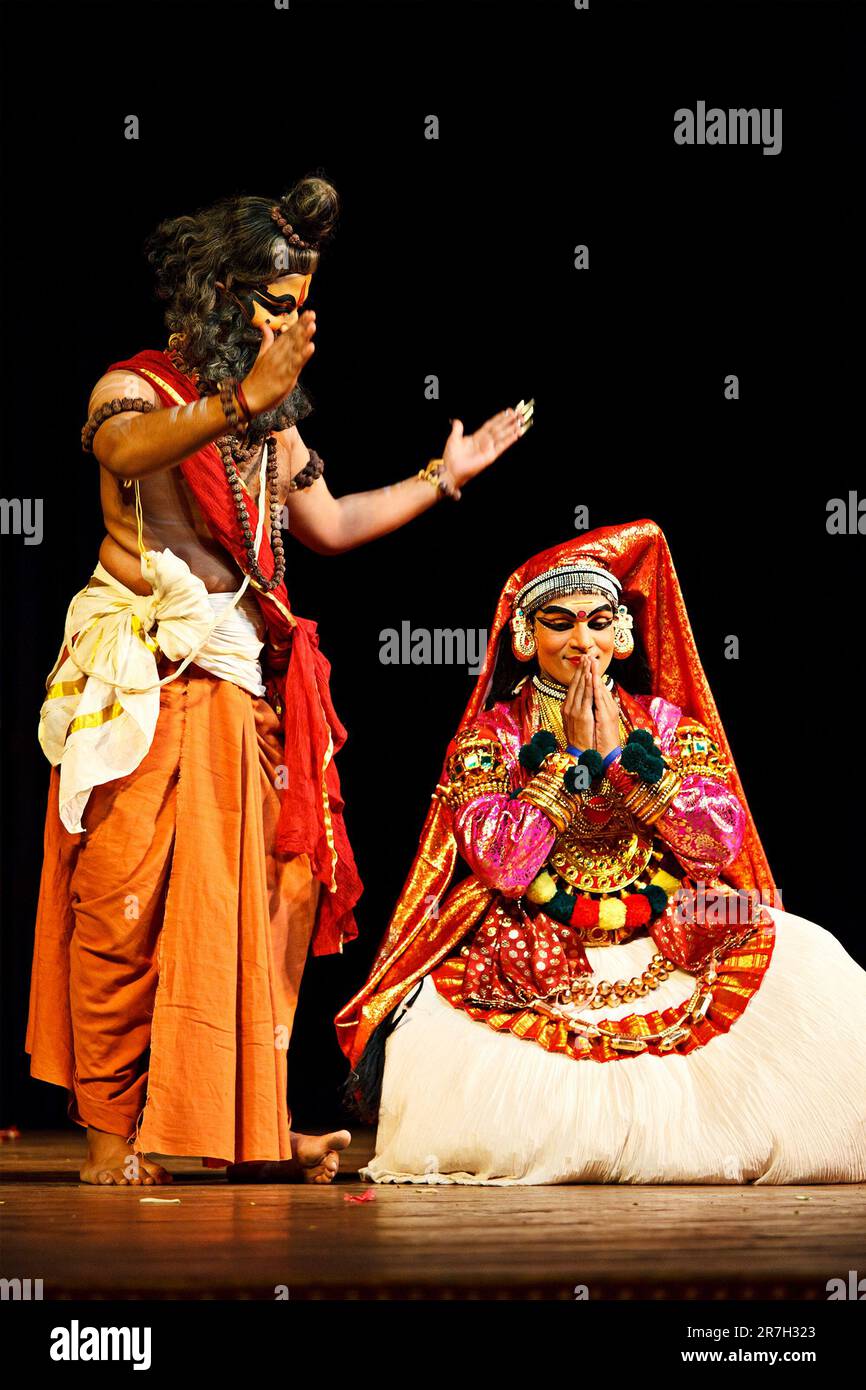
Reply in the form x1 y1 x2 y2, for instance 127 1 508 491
105 348 362 954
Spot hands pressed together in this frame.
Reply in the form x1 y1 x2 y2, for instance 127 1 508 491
562 655 621 759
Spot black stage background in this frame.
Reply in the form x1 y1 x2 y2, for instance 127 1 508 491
1 0 864 1138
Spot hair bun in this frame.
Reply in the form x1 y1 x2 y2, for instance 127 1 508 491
277 174 339 249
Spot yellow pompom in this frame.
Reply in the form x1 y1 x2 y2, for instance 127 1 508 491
650 869 681 897
527 871 557 904
598 897 627 930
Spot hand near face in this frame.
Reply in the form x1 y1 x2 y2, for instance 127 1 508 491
560 655 620 759
241 314 316 415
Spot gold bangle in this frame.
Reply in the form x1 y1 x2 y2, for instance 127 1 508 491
620 766 683 827
416 458 461 501
516 767 579 833
641 768 684 825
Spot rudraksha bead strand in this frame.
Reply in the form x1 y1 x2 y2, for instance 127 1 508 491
81 397 156 453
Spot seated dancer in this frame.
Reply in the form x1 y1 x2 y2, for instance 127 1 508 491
337 520 866 1184
25 175 530 1186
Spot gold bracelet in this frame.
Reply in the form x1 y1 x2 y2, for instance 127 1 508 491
416 458 461 501
516 766 579 833
619 765 683 827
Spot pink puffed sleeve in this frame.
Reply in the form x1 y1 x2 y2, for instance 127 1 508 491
653 774 746 876
453 794 557 895
607 711 746 877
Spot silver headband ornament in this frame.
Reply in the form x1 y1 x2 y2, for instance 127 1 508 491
513 561 622 618
510 561 628 662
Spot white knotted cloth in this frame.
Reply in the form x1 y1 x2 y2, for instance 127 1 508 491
39 450 270 834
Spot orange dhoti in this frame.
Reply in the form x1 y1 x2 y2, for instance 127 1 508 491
25 663 320 1166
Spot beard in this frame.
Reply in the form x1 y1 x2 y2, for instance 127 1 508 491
245 381 313 441
195 325 313 440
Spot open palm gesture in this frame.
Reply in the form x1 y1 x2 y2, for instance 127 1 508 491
442 400 533 494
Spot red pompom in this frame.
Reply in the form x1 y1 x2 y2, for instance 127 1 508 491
570 896 598 927
625 893 652 927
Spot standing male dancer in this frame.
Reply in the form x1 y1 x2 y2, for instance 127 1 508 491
26 174 532 1185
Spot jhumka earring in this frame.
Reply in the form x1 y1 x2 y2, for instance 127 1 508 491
612 603 634 659
511 606 537 661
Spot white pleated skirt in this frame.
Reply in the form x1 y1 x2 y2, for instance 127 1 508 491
361 907 866 1185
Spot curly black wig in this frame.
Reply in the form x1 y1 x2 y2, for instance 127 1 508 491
143 173 339 440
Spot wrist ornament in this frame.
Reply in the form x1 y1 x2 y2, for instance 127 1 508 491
608 728 683 827
218 376 250 430
515 731 584 833
235 379 254 424
416 458 461 502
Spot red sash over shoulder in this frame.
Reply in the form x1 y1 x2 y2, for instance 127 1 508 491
106 348 362 955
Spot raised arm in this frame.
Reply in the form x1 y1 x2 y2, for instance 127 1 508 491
282 405 527 555
85 314 316 481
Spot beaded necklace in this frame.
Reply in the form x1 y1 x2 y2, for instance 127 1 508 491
530 671 629 749
165 339 322 595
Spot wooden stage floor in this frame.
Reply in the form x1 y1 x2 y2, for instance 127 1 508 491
2 1131 865 1300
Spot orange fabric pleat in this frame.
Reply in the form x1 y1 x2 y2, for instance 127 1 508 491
25 666 320 1166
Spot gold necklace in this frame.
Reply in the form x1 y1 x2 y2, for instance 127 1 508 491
531 673 628 749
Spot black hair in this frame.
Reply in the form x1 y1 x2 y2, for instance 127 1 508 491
143 173 339 439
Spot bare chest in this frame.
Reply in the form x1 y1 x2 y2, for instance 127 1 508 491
230 433 294 511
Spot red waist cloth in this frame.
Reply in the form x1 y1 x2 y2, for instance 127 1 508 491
103 348 362 954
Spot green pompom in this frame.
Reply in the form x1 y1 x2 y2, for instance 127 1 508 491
640 884 669 918
622 741 664 783
578 749 604 780
621 743 647 773
628 728 657 750
640 754 664 784
519 729 558 772
547 888 576 922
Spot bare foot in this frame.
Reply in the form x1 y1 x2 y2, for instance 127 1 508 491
226 1129 352 1185
80 1126 174 1187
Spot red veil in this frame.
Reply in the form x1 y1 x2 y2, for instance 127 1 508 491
336 519 779 1066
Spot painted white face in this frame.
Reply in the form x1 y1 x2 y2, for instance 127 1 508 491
532 592 617 684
